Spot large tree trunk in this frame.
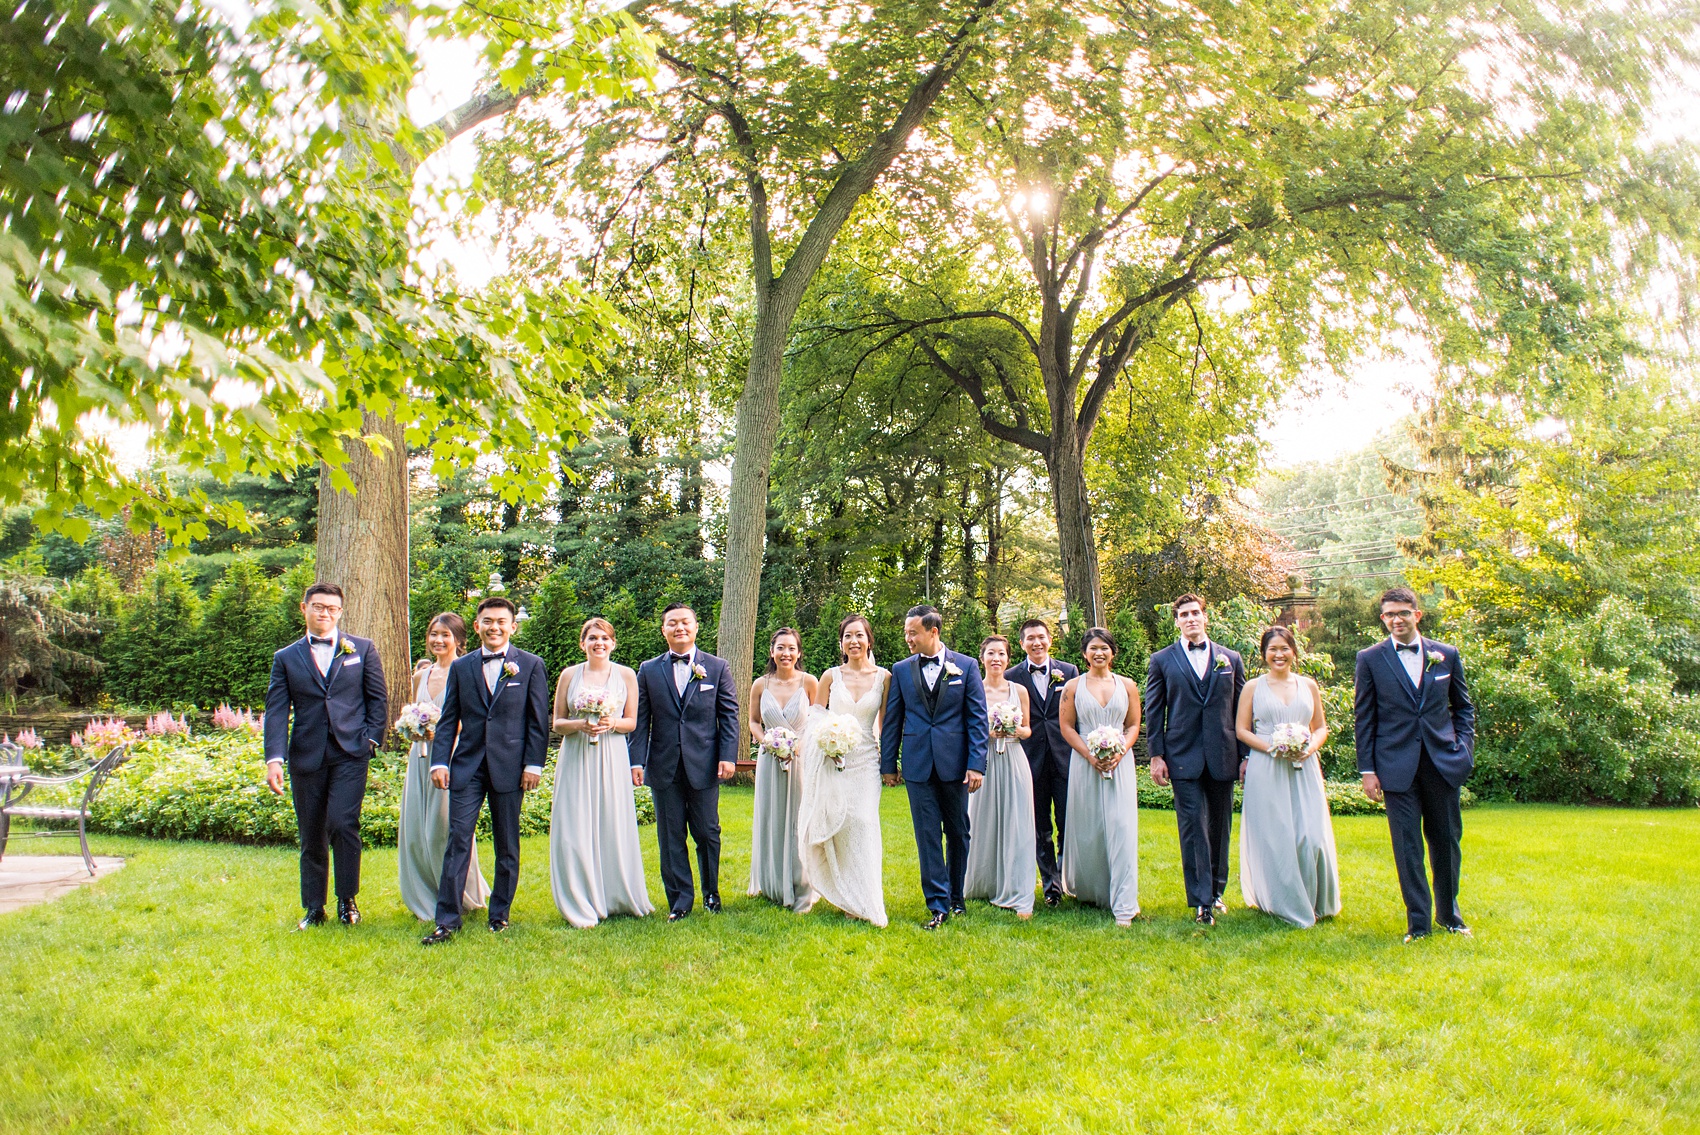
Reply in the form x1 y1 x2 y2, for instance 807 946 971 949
1048 425 1103 627
316 410 410 732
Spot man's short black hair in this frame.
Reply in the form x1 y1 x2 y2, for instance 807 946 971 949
303 582 344 604
1018 618 1052 638
1379 586 1420 611
662 601 696 619
906 605 943 632
476 596 518 618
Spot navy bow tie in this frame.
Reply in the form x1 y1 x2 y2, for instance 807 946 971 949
1395 642 1420 654
670 653 692 664
1187 641 1208 652
482 652 507 663
308 635 334 647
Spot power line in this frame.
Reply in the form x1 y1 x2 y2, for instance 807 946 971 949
1263 492 1415 518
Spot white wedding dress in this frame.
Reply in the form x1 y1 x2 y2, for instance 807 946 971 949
796 667 889 927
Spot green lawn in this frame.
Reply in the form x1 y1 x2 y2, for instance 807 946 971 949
1 789 1695 1134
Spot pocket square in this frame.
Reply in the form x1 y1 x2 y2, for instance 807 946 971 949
699 684 715 691
948 679 963 686
342 657 361 666
1434 674 1450 681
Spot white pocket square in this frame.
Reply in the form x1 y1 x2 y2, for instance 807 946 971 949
948 679 963 686
1434 674 1450 681
343 657 361 666
699 684 715 691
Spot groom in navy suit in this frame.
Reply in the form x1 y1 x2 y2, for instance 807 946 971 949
1355 586 1476 942
629 602 741 920
265 582 388 930
881 605 989 929
1143 593 1247 926
1007 618 1078 907
421 596 550 943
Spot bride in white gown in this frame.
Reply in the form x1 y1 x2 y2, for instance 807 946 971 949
796 614 889 928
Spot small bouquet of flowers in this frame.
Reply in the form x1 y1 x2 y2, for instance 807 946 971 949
989 701 1023 753
1085 725 1124 780
395 701 441 744
761 726 799 766
1268 722 1312 766
815 713 862 771
572 687 620 745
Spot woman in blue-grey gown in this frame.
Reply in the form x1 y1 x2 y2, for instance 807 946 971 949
549 616 653 927
397 613 492 920
1235 625 1341 928
963 634 1037 917
747 628 817 911
1058 627 1142 925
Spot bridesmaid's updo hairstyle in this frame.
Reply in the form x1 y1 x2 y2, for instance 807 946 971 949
979 634 1010 657
765 627 802 675
838 613 878 666
579 616 616 646
1081 626 1118 658
427 612 466 652
1260 625 1299 661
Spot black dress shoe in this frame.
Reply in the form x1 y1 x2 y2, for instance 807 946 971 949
704 894 722 913
1213 897 1228 913
922 911 949 931
1193 907 1215 927
296 907 327 931
487 918 509 933
420 925 455 946
1043 891 1061 908
337 897 361 926
667 910 688 922
1442 923 1472 937
949 904 967 917
1403 930 1430 944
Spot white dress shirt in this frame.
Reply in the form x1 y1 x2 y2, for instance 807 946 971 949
919 649 945 691
308 632 337 677
481 650 508 694
1391 637 1424 687
1184 638 1211 679
670 649 695 697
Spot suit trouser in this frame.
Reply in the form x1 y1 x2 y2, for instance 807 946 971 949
1171 770 1235 909
435 761 522 929
907 776 970 913
1383 751 1464 934
289 751 368 908
651 778 721 914
1030 752 1068 896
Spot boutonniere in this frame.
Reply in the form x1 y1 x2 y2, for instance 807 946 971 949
1426 650 1444 669
691 663 707 680
1214 654 1230 672
1049 669 1068 687
502 661 519 678
340 639 357 656
943 660 963 677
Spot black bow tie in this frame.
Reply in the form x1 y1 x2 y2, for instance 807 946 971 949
922 656 941 668
308 635 334 647
1395 642 1420 654
1187 641 1208 652
482 652 507 663
670 653 692 664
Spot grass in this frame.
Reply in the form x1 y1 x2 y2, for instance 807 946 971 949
0 788 1696 1134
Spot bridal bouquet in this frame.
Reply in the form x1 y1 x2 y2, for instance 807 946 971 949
1268 722 1312 765
989 701 1023 753
573 687 620 745
395 701 441 744
1085 725 1124 780
815 713 862 771
761 726 799 766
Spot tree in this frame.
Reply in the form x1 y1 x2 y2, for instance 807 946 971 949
0 574 100 707
104 565 201 708
832 0 1700 624
469 0 1005 716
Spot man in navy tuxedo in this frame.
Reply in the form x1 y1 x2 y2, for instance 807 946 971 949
264 582 389 930
1355 586 1476 941
881 605 990 929
1143 593 1247 926
629 603 740 920
420 597 550 943
1007 618 1078 907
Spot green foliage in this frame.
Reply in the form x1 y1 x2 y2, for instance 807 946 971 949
0 573 100 706
103 566 201 710
196 559 285 709
408 572 475 663
1463 598 1700 806
519 570 586 678
1105 606 1152 682
947 601 991 656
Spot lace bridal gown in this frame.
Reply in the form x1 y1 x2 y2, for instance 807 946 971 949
796 667 889 927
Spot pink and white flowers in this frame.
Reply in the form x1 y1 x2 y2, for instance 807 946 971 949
502 660 519 679
211 703 262 733
989 701 1023 753
396 700 442 744
1268 722 1312 765
572 686 619 746
71 717 134 750
1085 725 1123 780
761 726 799 766
145 711 190 738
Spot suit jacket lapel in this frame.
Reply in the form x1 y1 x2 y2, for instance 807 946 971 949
1200 643 1222 703
680 654 704 714
1175 643 1207 701
912 656 939 717
1415 638 1436 708
1378 639 1421 707
297 638 328 691
324 638 355 693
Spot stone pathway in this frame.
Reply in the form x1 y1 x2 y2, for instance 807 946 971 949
0 854 125 914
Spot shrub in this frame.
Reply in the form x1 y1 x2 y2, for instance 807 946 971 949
518 568 586 678
103 564 202 708
197 557 285 707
